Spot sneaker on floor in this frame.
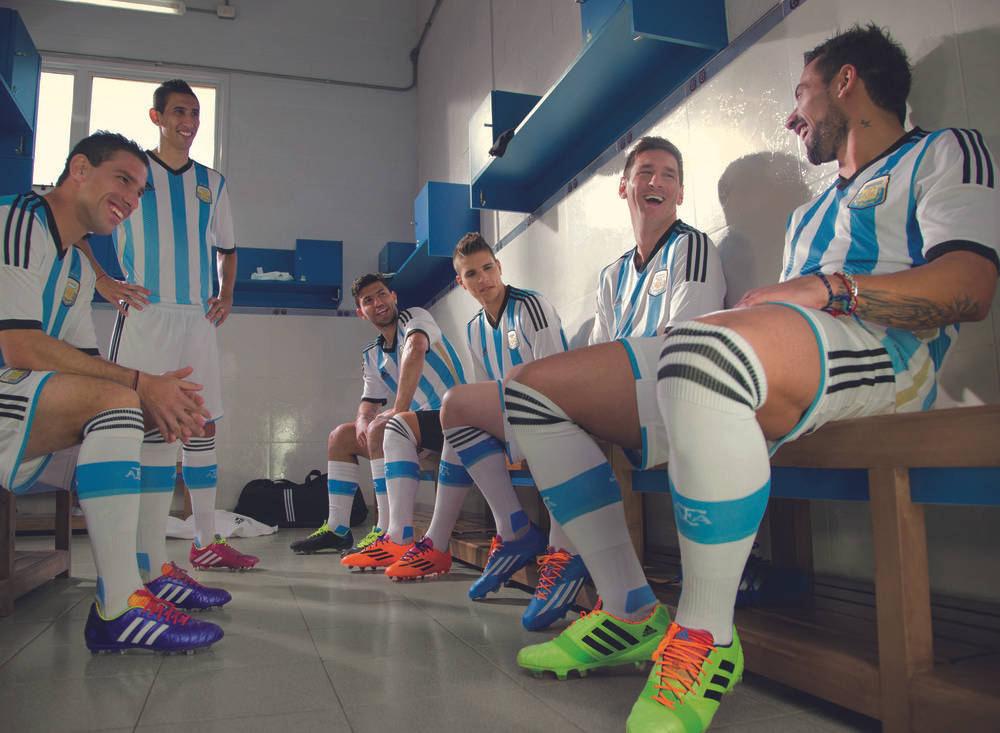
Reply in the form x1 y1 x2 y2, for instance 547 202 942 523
522 550 590 631
341 526 385 558
84 589 224 654
341 534 412 570
626 623 743 733
146 561 231 610
468 523 546 600
290 522 354 554
517 602 670 680
385 537 452 581
190 534 260 570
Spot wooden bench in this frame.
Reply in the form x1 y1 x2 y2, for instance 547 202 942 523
621 404 1000 733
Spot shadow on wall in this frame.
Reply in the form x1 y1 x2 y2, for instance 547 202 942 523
569 316 595 349
909 28 1000 150
716 152 812 307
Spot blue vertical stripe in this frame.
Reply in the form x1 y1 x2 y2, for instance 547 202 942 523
195 164 212 307
168 171 191 305
48 248 81 340
794 187 842 276
40 253 61 333
141 164 160 299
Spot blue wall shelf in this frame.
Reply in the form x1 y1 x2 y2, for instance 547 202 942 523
389 182 479 308
470 0 726 213
232 239 343 309
0 8 39 196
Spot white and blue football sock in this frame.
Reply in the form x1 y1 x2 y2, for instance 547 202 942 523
370 457 388 531
444 425 528 540
75 408 145 616
382 416 418 544
181 435 217 547
136 430 177 581
424 439 473 549
658 321 771 644
504 381 655 621
327 460 359 535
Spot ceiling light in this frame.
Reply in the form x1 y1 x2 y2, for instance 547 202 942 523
54 0 186 15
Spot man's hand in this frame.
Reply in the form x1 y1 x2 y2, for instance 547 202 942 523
96 276 151 317
205 292 233 327
136 365 212 442
734 274 828 310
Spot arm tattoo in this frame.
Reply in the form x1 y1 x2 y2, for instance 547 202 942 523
858 288 983 329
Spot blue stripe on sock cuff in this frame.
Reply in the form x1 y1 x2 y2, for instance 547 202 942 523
140 465 176 493
374 478 387 495
625 584 657 614
438 461 472 486
456 436 504 466
510 509 529 534
669 478 770 545
75 461 141 499
328 479 358 496
333 524 350 536
181 464 217 489
540 462 622 525
400 526 414 542
386 460 420 481
137 552 150 574
95 576 106 611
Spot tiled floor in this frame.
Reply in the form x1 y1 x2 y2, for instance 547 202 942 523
1 528 880 732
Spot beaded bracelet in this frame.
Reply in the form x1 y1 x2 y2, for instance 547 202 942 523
833 271 859 316
96 273 109 282
813 272 835 310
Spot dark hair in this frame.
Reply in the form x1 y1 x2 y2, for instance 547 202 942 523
452 232 495 272
351 273 391 307
804 24 910 124
153 78 197 113
56 131 148 186
623 136 684 184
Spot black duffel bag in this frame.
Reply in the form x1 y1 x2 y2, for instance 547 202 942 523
234 470 368 528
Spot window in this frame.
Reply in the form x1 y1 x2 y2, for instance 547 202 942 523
32 59 224 187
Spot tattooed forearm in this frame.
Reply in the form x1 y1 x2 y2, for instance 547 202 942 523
857 288 984 329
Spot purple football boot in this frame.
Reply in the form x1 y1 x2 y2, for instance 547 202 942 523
84 589 224 654
146 561 232 610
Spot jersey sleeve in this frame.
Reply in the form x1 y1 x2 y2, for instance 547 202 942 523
0 212 48 331
210 177 236 253
400 307 443 347
665 231 727 326
526 293 569 359
360 349 389 404
917 129 1000 269
589 268 614 345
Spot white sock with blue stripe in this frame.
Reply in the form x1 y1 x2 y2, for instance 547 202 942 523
370 457 388 531
182 436 217 546
444 425 527 540
425 439 472 549
75 408 145 616
658 321 771 645
383 416 418 544
504 381 655 621
327 460 359 535
136 430 178 581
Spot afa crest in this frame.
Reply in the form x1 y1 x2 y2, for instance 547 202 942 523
195 185 213 204
648 269 668 297
0 368 31 384
849 174 889 209
507 330 520 350
61 276 80 306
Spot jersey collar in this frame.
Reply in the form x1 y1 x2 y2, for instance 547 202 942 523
836 128 925 190
633 219 683 272
483 285 511 330
147 150 194 175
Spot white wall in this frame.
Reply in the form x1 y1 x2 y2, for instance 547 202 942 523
415 0 1000 601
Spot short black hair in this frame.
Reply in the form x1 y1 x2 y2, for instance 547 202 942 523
56 131 148 186
804 24 911 124
622 136 684 185
153 78 197 113
351 273 391 307
452 232 495 272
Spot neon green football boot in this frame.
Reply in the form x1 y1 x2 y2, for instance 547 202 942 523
626 623 744 732
517 603 670 680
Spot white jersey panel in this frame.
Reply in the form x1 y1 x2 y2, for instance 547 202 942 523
114 154 234 309
360 307 467 410
590 220 726 344
781 127 999 411
466 286 569 381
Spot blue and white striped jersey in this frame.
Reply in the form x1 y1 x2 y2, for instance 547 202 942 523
782 127 1000 410
113 153 235 309
590 220 725 344
0 193 99 367
361 307 467 410
466 285 568 381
